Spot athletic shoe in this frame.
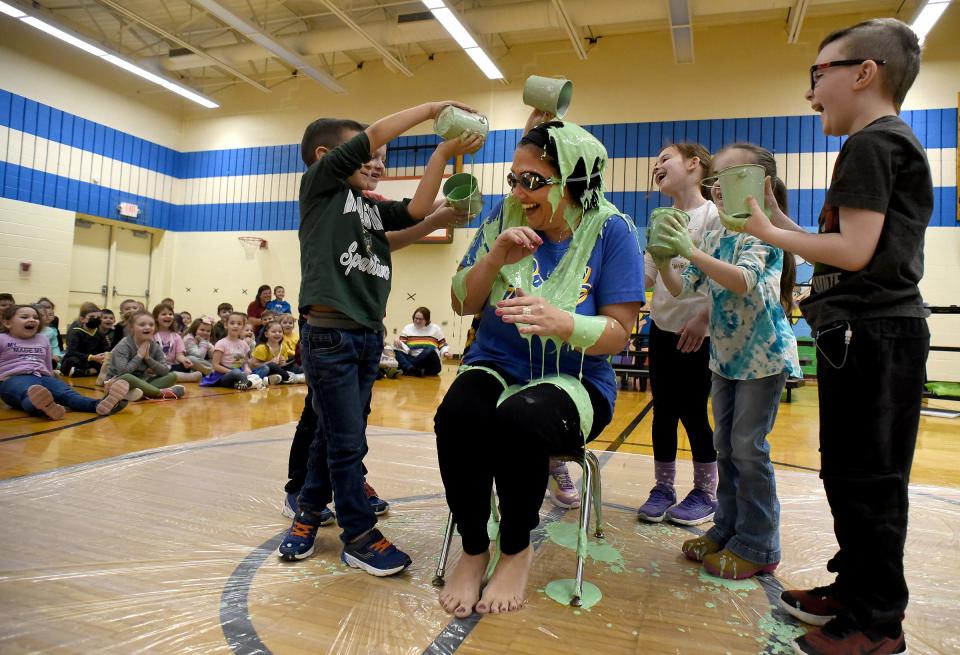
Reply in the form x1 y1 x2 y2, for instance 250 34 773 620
681 535 721 562
780 584 844 626
280 493 337 523
341 528 411 576
364 482 389 515
385 367 403 379
277 511 325 561
234 378 253 391
266 374 283 386
247 374 264 390
703 549 778 579
792 618 906 654
125 387 145 402
636 484 677 522
548 460 581 508
667 488 717 525
96 379 129 415
282 492 299 519
26 385 66 420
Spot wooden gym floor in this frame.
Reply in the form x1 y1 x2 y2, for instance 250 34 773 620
1 366 958 654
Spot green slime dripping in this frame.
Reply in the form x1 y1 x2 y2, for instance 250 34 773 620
544 579 602 610
450 122 642 607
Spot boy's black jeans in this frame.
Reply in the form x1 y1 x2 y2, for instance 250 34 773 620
816 316 929 633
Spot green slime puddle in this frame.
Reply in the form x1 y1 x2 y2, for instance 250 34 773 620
545 522 624 566
697 569 759 592
756 611 805 654
544 579 602 610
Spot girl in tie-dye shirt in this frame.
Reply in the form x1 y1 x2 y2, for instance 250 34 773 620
652 143 800 581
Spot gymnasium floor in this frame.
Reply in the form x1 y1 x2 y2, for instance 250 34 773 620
1 367 958 654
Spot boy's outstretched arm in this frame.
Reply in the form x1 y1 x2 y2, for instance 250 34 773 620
407 133 485 219
743 196 884 271
365 101 476 153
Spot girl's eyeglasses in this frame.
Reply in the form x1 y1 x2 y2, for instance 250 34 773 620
809 59 886 90
506 171 561 192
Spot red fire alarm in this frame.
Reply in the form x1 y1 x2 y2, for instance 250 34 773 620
19 261 32 274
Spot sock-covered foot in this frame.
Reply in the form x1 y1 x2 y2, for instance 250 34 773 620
681 535 721 562
439 550 489 618
476 545 534 614
702 549 778 580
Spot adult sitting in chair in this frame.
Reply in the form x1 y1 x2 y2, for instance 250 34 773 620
434 116 645 616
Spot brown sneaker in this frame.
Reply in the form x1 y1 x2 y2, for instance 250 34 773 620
702 549 777 579
681 535 721 562
780 584 844 626
27 385 65 420
793 620 906 654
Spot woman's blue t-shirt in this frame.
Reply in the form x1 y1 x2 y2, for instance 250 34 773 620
460 208 645 415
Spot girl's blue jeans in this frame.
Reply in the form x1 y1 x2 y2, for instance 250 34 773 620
705 371 787 565
0 374 99 414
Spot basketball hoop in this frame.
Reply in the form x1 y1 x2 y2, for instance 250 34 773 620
238 236 267 259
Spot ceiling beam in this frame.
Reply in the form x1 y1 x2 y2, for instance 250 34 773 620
550 0 587 60
786 0 809 43
314 0 414 76
191 0 346 93
94 0 270 93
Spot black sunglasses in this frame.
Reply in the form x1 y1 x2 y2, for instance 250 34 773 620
506 171 560 192
809 59 886 90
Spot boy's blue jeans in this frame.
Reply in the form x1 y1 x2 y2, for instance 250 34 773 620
0 374 99 414
706 371 787 565
298 324 380 543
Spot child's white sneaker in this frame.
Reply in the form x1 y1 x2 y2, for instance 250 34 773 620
247 374 264 390
266 374 283 386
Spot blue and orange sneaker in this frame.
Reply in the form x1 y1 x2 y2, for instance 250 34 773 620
276 508 334 561
364 482 389 516
341 529 411 576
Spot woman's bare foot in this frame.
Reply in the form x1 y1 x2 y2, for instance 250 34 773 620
438 550 489 618
476 545 534 614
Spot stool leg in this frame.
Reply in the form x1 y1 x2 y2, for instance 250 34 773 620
585 450 604 539
432 511 456 587
571 457 594 607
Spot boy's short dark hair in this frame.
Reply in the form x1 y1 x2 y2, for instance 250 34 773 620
0 293 14 302
274 285 284 293
819 18 921 110
101 309 114 316
300 118 366 167
217 302 233 313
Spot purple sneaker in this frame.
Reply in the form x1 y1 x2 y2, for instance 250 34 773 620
636 484 676 523
667 488 717 526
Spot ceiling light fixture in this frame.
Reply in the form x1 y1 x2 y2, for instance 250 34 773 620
421 1 503 79
0 0 218 108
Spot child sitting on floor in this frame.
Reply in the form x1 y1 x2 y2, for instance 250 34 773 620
0 305 128 418
201 312 256 390
182 317 215 375
250 319 304 385
61 302 109 377
153 303 202 383
105 311 185 401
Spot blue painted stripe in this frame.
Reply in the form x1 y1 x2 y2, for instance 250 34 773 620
1 161 176 228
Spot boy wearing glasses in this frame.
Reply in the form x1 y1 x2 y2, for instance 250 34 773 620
276 103 481 576
739 18 931 655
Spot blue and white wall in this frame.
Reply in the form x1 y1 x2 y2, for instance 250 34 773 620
1 9 958 377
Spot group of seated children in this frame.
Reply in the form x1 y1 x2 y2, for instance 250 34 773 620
0 286 305 418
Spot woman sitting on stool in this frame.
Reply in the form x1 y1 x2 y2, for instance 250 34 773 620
394 307 450 377
434 115 645 617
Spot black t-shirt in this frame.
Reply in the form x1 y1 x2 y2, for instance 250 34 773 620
297 131 415 330
800 115 933 330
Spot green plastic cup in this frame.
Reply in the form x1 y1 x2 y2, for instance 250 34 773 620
716 164 765 219
645 207 689 257
434 106 489 140
443 173 483 218
522 75 573 118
